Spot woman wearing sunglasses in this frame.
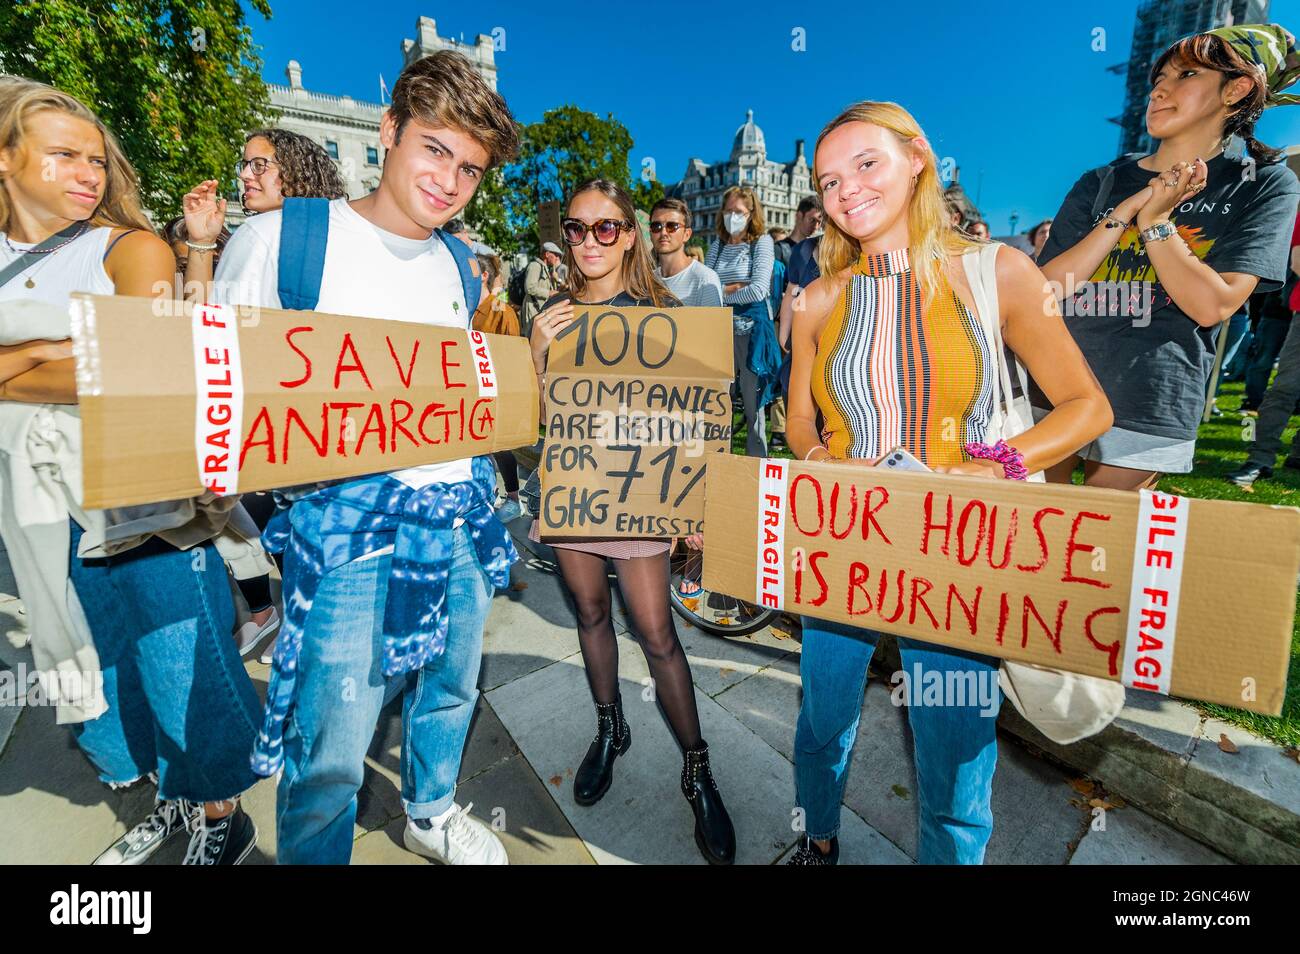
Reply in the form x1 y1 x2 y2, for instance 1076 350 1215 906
528 179 737 865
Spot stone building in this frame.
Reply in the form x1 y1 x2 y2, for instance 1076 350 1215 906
665 110 816 234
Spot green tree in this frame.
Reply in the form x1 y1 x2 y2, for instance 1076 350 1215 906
0 0 276 220
504 105 660 250
463 167 517 256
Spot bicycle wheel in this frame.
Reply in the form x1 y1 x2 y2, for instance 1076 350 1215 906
669 541 777 637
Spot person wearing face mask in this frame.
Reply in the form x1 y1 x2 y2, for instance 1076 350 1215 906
785 100 1111 864
1035 24 1300 492
706 187 777 456
529 179 737 865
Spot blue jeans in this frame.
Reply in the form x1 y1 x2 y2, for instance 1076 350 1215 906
1244 318 1292 409
794 618 1000 864
1218 310 1251 384
275 522 492 864
67 522 261 802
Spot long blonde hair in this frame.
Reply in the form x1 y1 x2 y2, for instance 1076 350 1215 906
814 101 980 304
0 77 153 234
562 179 676 307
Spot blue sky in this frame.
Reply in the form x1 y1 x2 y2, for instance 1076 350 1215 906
242 0 1300 234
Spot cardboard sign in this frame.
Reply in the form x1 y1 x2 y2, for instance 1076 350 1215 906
702 454 1300 715
537 200 562 249
537 305 733 538
71 294 539 508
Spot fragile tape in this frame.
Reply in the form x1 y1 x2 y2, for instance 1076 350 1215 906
469 329 498 398
191 303 244 496
1122 489 1189 696
755 457 789 610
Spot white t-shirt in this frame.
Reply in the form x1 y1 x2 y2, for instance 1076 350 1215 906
654 259 724 308
213 198 473 488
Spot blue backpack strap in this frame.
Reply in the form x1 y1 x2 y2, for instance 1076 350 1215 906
437 229 481 317
278 197 331 311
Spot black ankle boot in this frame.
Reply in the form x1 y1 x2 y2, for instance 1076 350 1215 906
681 742 735 865
574 696 631 806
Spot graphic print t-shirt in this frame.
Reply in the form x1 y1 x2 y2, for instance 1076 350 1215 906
1029 151 1299 440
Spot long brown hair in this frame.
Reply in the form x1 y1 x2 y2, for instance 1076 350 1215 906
1151 33 1282 164
562 179 675 307
714 185 766 243
814 101 980 304
0 78 153 234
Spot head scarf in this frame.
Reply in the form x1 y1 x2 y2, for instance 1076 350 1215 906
1204 23 1300 110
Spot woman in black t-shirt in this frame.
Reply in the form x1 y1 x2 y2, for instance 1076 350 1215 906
1032 24 1300 490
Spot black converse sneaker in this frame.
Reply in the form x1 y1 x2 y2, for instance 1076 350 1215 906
93 799 197 865
786 834 840 865
182 805 258 865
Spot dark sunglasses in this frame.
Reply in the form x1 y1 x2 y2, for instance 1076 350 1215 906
648 220 686 234
561 217 634 246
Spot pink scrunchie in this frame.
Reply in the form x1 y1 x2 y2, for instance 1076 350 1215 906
963 440 1029 481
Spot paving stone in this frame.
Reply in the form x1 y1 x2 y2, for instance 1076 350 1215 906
1190 717 1300 818
1111 692 1203 759
0 701 159 864
487 645 804 865
1069 805 1231 865
0 597 28 650
675 621 797 698
0 547 16 601
712 650 802 759
480 555 582 691
351 754 594 866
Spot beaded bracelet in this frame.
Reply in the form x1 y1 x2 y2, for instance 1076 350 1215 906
963 439 1029 481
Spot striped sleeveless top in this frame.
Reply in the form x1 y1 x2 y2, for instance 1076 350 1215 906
811 247 997 467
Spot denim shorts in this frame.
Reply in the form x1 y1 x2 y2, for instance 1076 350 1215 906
67 521 261 802
1031 407 1196 473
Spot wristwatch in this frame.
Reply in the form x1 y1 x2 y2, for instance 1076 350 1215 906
1139 220 1178 244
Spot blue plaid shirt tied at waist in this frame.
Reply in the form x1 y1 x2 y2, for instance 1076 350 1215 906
250 455 517 776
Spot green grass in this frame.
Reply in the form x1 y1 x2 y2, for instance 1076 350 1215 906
1149 381 1300 749
734 393 1300 748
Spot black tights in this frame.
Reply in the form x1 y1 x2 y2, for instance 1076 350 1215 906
554 548 702 752
494 451 520 494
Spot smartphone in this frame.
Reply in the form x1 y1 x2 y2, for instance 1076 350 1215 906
881 447 931 473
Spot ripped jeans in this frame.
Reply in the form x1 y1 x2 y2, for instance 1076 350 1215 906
67 521 261 803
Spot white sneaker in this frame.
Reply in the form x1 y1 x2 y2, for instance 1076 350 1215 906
258 634 279 666
235 606 281 659
402 802 508 865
